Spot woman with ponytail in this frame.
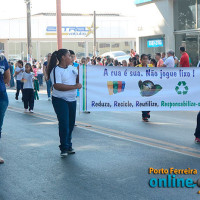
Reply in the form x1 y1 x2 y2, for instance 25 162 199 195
47 49 82 157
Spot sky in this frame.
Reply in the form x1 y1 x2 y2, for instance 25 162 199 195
0 0 136 19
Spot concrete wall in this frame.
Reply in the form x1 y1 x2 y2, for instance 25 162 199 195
135 0 175 54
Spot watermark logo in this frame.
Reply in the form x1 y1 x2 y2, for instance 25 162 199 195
148 167 200 194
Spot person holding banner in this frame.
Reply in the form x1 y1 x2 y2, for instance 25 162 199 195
136 54 153 122
47 49 82 157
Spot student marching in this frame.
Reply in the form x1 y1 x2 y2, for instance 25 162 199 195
21 63 35 113
47 49 82 157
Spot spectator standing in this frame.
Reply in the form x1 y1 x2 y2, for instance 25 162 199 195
80 57 86 65
122 60 128 67
86 57 92 65
114 60 119 66
162 52 167 62
130 49 136 57
155 53 164 67
162 50 175 68
179 47 190 67
174 56 179 67
91 59 96 65
97 57 103 66
150 59 157 67
37 63 44 86
107 58 113 66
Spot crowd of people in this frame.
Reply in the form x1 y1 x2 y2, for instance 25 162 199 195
77 47 191 68
0 45 197 164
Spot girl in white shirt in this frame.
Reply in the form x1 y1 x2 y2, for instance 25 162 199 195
22 63 35 113
47 49 82 157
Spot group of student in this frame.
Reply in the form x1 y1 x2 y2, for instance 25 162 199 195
0 46 199 164
0 49 81 163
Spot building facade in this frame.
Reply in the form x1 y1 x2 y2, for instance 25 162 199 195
135 0 200 66
0 13 136 61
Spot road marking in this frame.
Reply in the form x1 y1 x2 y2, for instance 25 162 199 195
7 106 200 159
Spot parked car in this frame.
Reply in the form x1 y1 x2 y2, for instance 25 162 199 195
116 55 131 63
101 51 127 60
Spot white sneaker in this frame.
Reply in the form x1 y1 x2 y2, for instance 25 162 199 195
48 97 51 101
29 110 34 113
24 109 29 113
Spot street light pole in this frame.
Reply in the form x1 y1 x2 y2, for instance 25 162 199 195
25 0 32 63
56 0 62 50
93 11 96 57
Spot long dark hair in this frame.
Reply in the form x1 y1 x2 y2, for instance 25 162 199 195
47 49 69 80
25 63 33 72
151 59 157 67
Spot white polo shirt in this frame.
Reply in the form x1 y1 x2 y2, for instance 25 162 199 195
50 65 78 102
22 72 34 89
164 56 175 68
15 67 25 80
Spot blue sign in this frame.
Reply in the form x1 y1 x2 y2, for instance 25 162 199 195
134 0 152 4
147 39 164 48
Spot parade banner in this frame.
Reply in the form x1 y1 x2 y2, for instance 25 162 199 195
79 65 200 112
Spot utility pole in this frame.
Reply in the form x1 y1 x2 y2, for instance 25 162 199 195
25 0 32 63
93 11 96 57
56 0 62 50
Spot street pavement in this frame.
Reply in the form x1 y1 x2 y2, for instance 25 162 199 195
1 87 200 200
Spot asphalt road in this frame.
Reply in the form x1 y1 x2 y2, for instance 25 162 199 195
1 88 200 200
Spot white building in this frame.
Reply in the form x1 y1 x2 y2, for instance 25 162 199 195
134 0 200 66
0 13 136 61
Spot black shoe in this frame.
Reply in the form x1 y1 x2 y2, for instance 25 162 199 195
67 148 75 154
15 96 18 100
84 111 90 114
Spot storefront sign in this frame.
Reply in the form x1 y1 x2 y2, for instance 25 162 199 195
147 39 163 48
46 23 98 37
80 65 199 112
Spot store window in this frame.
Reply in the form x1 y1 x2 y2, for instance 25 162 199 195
174 0 196 31
198 0 200 28
0 43 4 53
97 43 111 56
8 42 28 61
140 36 165 57
111 43 120 48
175 34 199 66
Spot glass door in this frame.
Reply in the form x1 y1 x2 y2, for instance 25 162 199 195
175 33 199 66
